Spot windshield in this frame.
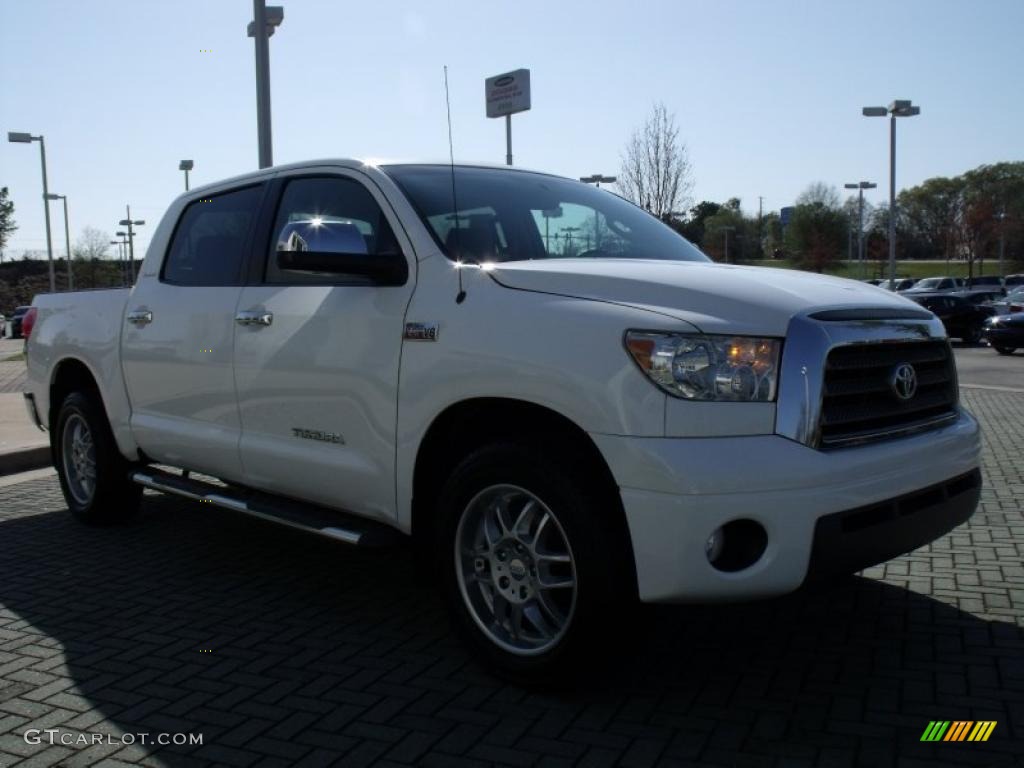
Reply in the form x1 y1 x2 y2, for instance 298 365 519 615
913 278 944 289
384 165 708 264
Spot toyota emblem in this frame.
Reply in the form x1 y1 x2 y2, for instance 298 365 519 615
891 363 917 400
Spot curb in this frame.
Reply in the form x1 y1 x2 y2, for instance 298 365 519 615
0 446 52 478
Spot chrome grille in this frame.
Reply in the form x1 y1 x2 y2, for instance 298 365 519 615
819 340 958 448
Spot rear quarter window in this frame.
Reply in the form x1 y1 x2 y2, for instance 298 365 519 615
162 185 263 286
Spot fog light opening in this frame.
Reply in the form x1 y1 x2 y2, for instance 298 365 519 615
706 519 768 572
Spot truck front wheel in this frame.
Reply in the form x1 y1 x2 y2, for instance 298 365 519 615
54 392 141 525
437 442 632 682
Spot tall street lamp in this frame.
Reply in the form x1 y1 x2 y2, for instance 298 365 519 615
179 159 194 191
995 211 1007 280
862 100 920 286
7 131 56 292
44 193 74 290
118 206 145 283
580 175 616 249
717 225 735 264
579 174 616 188
248 2 284 169
110 240 123 283
844 181 877 279
116 231 130 285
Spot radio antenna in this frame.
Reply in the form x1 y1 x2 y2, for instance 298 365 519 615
444 65 467 304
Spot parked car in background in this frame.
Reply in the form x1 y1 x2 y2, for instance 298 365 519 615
879 277 917 291
982 312 1024 355
952 290 1002 314
1004 274 1024 289
863 278 884 286
902 277 966 294
907 293 989 343
987 288 1024 316
8 306 31 339
965 275 1004 290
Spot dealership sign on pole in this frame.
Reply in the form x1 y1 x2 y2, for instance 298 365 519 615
485 69 531 166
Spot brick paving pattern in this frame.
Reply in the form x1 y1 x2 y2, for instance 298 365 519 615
0 388 1021 767
0 362 27 395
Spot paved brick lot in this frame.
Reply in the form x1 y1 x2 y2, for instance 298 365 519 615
0 389 1021 768
0 362 27 396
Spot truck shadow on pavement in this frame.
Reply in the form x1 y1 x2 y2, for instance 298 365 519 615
0 488 1020 767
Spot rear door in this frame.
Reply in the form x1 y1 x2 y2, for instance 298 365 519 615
121 184 265 480
232 169 416 521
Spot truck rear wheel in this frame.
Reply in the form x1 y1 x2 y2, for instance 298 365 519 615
54 392 141 525
436 442 632 683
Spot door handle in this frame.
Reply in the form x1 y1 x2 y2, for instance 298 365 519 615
235 310 273 327
126 309 153 326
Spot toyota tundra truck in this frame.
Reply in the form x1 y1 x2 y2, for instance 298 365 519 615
22 160 982 678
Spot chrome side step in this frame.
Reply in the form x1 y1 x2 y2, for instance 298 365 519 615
131 468 398 547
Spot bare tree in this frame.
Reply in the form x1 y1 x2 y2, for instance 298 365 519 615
619 103 694 219
73 227 111 261
796 182 841 209
72 227 112 289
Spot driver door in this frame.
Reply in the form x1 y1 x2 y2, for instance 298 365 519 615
233 170 416 522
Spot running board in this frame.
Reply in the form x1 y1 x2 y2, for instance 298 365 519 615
131 467 400 547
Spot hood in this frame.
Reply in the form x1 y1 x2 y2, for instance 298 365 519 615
487 259 926 336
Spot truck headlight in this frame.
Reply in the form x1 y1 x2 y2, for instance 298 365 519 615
625 331 781 401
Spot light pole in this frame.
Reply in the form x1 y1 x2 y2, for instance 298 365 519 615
718 225 735 263
8 131 56 291
844 181 876 279
118 206 145 284
110 240 122 284
580 175 616 248
579 174 616 189
44 193 73 290
995 211 1007 281
248 3 284 169
116 231 130 285
179 160 194 191
862 100 920 287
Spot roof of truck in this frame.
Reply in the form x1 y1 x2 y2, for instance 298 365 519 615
184 158 565 196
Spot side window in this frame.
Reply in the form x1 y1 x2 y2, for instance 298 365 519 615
266 176 401 284
162 186 262 286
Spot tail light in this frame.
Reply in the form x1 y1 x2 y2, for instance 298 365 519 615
21 307 38 339
1011 304 1023 313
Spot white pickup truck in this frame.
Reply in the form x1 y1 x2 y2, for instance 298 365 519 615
24 160 981 678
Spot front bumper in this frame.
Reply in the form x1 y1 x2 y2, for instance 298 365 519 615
982 325 1024 347
591 409 981 602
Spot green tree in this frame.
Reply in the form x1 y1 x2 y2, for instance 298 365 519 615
701 205 750 263
0 187 16 256
784 184 847 273
675 200 721 244
898 176 961 261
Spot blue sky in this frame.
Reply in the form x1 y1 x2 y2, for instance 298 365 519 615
2 0 1021 258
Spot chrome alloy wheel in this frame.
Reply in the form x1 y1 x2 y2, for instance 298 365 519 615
455 484 578 656
61 413 97 505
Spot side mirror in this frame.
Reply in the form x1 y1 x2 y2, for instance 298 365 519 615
275 220 408 285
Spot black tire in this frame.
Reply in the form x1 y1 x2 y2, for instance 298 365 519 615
436 442 634 684
994 346 1016 355
53 391 141 525
963 327 982 345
